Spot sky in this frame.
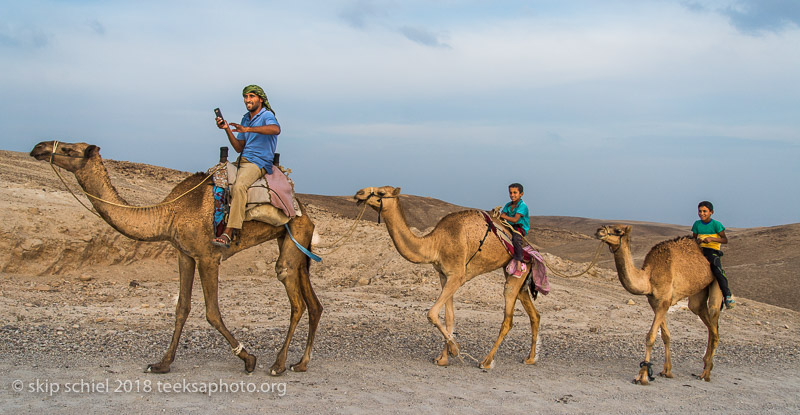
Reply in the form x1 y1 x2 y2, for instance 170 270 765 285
1 0 799 228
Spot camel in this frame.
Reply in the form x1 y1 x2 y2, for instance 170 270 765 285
30 141 322 376
595 224 722 385
354 186 541 369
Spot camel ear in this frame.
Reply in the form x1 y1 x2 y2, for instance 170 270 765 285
623 225 632 234
392 187 401 196
85 145 100 158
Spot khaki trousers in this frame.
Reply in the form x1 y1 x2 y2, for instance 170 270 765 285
228 159 265 229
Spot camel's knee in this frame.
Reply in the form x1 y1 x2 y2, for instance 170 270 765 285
645 333 658 347
504 320 514 332
175 303 191 319
426 310 439 325
205 313 223 328
275 262 292 281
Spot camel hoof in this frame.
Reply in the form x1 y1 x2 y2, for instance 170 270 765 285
447 340 460 357
433 356 449 367
145 363 170 374
479 360 495 370
659 371 673 378
524 357 537 365
290 363 308 373
244 354 257 374
269 366 286 377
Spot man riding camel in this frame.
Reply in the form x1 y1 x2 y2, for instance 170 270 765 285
212 84 281 248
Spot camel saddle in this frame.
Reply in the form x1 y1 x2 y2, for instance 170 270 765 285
209 160 301 227
480 211 550 295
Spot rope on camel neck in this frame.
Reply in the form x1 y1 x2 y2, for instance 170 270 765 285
48 141 221 214
466 211 492 268
312 201 370 255
496 216 607 279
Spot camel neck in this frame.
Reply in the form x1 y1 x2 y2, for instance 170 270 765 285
73 158 171 241
378 198 434 264
612 237 652 295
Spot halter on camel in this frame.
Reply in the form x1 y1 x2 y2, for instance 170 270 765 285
360 187 399 224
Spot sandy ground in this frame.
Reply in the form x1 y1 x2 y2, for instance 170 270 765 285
1 148 799 414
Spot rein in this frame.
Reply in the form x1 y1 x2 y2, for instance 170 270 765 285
312 188 397 255
490 212 607 279
466 212 492 268
312 201 370 255
47 141 221 215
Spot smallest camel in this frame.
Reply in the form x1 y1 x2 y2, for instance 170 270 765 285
596 224 722 385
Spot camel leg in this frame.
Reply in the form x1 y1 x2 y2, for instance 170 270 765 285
289 255 323 373
197 258 257 374
434 273 458 366
516 280 541 365
427 274 464 366
271 270 306 376
147 252 195 374
636 299 670 385
689 287 721 382
479 274 527 369
659 320 673 378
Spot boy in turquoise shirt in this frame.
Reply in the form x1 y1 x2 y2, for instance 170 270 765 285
498 183 530 277
692 201 735 309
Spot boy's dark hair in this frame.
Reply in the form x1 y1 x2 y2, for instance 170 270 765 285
509 183 524 193
698 201 714 212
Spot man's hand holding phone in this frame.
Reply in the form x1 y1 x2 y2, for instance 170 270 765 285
214 108 228 129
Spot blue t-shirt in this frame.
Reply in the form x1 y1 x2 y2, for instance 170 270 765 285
502 199 530 234
237 107 280 174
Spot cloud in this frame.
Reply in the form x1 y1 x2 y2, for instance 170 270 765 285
723 0 800 33
86 19 106 36
398 25 451 48
0 22 50 49
339 0 385 29
683 0 800 34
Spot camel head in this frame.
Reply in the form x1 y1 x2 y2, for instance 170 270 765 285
595 224 633 249
30 141 100 172
353 186 401 210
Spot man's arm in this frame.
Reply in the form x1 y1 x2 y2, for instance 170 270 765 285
230 124 281 135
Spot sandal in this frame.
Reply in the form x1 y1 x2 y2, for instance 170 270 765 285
211 233 232 248
514 262 527 277
506 260 518 275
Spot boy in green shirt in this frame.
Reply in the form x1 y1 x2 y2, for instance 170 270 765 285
692 201 735 309
498 183 530 278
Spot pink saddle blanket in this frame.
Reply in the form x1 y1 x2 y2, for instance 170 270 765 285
480 211 550 295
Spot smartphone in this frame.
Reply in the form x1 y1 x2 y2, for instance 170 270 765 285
214 108 224 121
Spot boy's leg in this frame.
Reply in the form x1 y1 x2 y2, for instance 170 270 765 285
511 231 526 277
511 233 524 262
703 248 733 306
